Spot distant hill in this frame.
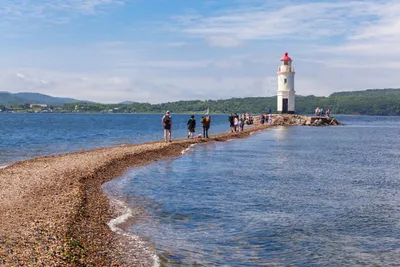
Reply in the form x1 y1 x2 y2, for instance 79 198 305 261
2 88 400 115
330 88 400 97
0 92 86 105
60 88 400 116
119 101 134 105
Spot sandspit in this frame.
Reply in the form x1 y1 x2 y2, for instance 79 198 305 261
0 114 341 266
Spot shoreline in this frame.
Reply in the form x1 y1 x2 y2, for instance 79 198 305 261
0 122 275 266
0 114 342 266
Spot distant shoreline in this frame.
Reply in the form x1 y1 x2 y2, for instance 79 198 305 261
0 112 397 116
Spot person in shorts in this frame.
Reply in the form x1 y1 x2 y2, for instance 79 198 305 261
162 111 172 142
187 115 196 138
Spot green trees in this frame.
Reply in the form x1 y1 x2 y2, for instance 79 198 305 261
2 88 400 115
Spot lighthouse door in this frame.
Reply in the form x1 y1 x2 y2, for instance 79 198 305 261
282 99 288 113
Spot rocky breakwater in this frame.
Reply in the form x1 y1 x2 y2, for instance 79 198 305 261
253 114 343 127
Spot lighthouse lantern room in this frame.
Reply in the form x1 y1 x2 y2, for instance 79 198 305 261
277 52 295 114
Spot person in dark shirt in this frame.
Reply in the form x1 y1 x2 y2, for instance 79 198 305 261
228 114 234 132
161 111 172 142
187 115 196 138
260 114 265 125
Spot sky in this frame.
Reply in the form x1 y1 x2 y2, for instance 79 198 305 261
0 0 399 103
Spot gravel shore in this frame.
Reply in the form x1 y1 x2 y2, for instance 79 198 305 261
0 125 270 266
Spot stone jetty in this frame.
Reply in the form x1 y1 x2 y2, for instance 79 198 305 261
253 114 342 127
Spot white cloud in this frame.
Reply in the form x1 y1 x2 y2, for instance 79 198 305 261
176 1 375 45
0 67 279 103
206 36 243 47
0 0 124 33
1 0 400 103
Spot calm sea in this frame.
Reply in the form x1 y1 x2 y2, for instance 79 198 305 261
0 113 229 166
104 116 400 266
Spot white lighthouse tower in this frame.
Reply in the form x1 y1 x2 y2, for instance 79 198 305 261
277 52 295 114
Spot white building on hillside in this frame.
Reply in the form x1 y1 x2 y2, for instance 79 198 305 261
277 52 295 114
30 104 48 108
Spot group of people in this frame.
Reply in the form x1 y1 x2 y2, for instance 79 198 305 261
259 113 273 125
315 107 330 117
228 113 248 132
161 111 211 142
186 115 211 139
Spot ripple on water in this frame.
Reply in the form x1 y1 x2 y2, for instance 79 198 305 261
105 117 400 266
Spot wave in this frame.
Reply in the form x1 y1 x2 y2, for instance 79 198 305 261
107 197 160 267
107 198 134 234
181 143 197 155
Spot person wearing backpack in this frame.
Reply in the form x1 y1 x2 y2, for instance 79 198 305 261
162 111 172 142
187 115 196 138
201 115 211 138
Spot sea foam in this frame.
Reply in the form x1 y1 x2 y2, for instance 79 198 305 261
181 144 197 155
107 197 161 267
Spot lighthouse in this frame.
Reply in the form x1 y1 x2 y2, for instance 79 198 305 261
277 52 295 114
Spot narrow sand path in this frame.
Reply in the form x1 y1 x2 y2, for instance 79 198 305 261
0 125 270 266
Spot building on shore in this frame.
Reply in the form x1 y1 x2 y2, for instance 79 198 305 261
277 52 295 114
30 104 48 108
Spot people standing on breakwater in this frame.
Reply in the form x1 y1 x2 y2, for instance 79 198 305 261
201 115 211 138
229 114 234 132
162 111 172 142
233 116 239 132
240 115 245 131
187 115 196 138
326 108 330 117
315 107 320 116
260 114 265 125
268 113 273 124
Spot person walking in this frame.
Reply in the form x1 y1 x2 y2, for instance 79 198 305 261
161 111 172 142
240 114 245 131
187 115 196 138
201 115 211 138
229 114 234 132
260 114 265 125
233 116 239 132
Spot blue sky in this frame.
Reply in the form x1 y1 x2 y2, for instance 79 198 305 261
0 0 399 103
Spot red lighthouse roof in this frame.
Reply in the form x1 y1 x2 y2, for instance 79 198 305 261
280 52 292 61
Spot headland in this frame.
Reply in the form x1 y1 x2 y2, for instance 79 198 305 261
0 114 342 266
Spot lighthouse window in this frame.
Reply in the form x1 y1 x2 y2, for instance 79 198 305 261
284 78 287 84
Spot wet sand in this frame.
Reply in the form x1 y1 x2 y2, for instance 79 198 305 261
0 124 273 266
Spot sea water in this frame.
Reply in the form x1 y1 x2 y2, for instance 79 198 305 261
104 116 400 266
0 113 228 166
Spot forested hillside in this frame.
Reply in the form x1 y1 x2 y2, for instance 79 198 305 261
0 92 81 105
2 89 400 115
60 88 400 115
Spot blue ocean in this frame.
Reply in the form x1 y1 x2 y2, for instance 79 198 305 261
0 113 229 167
2 114 400 266
104 116 400 266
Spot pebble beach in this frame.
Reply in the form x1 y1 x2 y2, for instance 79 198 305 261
0 114 340 266
0 124 273 266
